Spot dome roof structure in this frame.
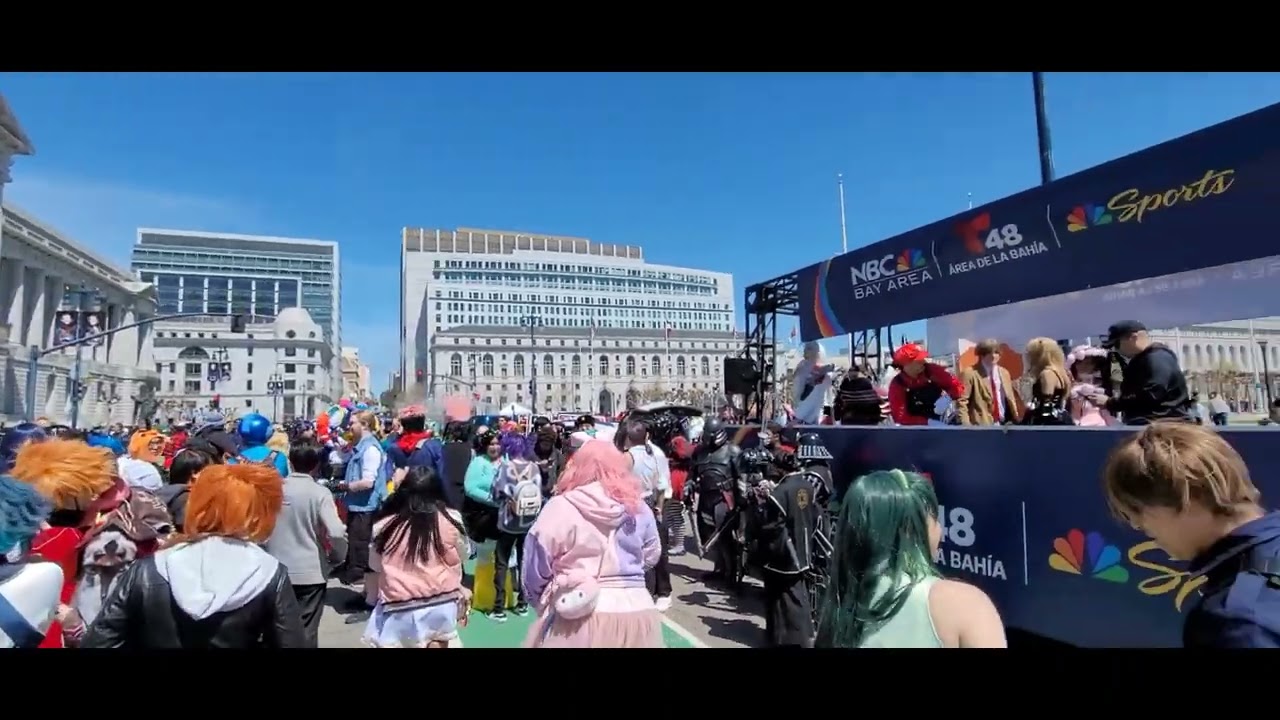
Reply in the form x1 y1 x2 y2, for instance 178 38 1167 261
271 307 322 341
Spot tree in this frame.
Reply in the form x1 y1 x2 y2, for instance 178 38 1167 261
379 388 400 408
625 382 642 409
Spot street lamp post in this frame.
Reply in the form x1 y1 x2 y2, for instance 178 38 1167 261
520 314 544 415
207 347 232 394
66 284 104 429
267 373 285 422
1260 340 1274 409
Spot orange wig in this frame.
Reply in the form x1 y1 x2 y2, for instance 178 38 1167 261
128 429 166 464
10 439 117 510
179 463 284 544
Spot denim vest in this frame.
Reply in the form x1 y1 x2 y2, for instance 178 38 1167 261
344 434 388 513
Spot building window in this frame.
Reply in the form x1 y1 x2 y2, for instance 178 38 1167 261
482 354 494 376
285 347 297 357
184 380 201 394
284 364 296 373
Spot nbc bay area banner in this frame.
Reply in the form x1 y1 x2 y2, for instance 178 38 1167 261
797 101 1280 342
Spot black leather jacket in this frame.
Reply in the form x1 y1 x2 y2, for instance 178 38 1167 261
81 555 306 648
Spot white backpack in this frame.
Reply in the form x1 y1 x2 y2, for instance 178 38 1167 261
509 461 544 526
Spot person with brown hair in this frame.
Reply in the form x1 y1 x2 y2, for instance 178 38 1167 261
955 339 1022 426
80 463 306 648
1103 422 1280 648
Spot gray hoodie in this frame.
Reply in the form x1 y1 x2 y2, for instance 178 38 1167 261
153 538 281 620
264 472 348 586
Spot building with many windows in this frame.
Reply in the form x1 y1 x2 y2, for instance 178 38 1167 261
131 229 342 397
1150 317 1280 412
401 227 736 392
150 308 335 423
340 346 371 401
431 325 738 416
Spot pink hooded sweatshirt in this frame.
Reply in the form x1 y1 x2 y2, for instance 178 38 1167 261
521 482 660 610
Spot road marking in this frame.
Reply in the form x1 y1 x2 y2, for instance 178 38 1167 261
661 615 708 648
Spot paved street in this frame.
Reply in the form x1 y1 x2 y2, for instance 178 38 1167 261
319 545 765 649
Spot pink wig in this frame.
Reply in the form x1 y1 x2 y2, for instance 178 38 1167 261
555 439 642 513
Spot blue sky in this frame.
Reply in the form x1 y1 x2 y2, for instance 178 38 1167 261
5 72 1280 392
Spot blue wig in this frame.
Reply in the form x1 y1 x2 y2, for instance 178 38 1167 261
85 432 126 457
499 431 531 461
0 474 50 559
0 423 48 474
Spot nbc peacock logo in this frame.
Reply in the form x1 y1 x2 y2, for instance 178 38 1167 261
896 248 927 272
1066 203 1114 232
1048 528 1129 583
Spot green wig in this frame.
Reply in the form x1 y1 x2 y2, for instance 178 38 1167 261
815 469 940 648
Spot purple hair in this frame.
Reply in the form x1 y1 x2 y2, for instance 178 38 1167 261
499 431 532 460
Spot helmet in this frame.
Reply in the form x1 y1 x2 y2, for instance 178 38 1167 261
796 432 833 462
237 413 273 446
701 417 728 447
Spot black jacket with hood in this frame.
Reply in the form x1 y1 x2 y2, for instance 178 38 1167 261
1105 343 1192 424
81 537 305 649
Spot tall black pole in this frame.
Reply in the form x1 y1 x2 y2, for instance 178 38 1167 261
1032 72 1055 185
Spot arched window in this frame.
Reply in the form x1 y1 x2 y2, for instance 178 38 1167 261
178 347 210 359
572 355 581 375
701 356 711 376
543 354 554 376
450 353 462 377
514 355 525 376
482 354 494 376
1181 345 1191 369
626 356 636 375
676 357 686 375
651 356 661 376
599 355 610 376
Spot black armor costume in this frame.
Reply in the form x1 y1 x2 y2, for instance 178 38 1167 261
687 418 742 585
751 457 824 647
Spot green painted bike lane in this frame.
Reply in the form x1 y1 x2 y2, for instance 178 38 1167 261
458 610 701 648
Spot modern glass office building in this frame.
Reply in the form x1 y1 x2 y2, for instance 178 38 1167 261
132 229 342 396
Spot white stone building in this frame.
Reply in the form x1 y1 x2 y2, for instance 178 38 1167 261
401 227 736 392
1149 317 1280 411
0 203 162 426
429 325 738 416
151 308 335 423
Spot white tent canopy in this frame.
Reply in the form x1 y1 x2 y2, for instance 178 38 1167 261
498 403 532 417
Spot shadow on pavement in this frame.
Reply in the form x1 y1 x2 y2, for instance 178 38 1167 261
325 586 363 614
700 616 764 646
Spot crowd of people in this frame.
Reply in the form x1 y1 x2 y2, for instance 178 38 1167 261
1 315 1276 650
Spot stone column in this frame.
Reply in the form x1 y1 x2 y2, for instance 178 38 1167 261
4 257 26 342
25 267 45 348
45 274 64 351
111 304 139 367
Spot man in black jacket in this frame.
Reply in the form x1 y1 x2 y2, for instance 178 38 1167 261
1092 320 1192 425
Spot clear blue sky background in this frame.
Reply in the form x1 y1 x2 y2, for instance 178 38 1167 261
6 72 1280 393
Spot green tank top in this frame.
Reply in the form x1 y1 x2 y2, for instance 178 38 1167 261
858 576 944 648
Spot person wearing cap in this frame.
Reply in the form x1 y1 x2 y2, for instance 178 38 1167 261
886 344 963 426
1090 321 1192 425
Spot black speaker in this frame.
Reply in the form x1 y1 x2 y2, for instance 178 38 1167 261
724 358 759 395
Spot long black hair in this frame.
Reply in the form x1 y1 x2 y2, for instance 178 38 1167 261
372 466 458 565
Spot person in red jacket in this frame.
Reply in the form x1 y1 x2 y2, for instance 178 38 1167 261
887 344 963 426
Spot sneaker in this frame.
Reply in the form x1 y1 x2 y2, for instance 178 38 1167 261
512 603 530 617
487 609 508 623
655 596 672 612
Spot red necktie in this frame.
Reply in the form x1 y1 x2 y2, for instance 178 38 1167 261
990 372 1000 421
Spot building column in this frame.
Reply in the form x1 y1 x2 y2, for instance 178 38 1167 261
23 267 46 349
44 274 64 351
110 304 139 366
3 257 26 344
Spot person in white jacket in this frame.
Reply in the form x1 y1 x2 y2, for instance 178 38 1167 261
619 420 673 611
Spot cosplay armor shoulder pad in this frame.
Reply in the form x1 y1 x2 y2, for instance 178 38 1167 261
0 561 63 649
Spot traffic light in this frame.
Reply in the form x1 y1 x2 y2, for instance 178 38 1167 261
415 369 424 382
211 394 221 409
230 314 247 333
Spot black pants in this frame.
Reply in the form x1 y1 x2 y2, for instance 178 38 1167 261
646 504 672 599
1212 412 1229 426
762 569 813 647
493 532 526 610
292 583 328 648
345 510 375 585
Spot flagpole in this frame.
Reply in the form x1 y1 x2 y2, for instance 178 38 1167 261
588 321 595 413
968 192 973 210
838 173 852 360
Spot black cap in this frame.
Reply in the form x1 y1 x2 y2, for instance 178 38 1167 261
1102 320 1147 349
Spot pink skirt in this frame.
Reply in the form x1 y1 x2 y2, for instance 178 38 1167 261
525 587 663 648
